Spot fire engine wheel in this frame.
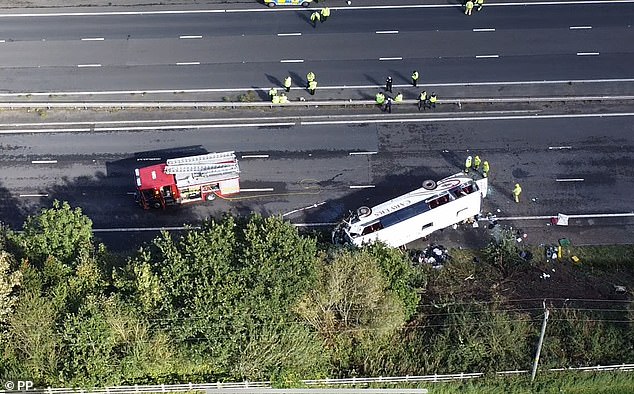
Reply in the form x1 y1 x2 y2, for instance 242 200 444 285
357 206 372 217
206 193 216 201
422 180 437 190
152 202 162 209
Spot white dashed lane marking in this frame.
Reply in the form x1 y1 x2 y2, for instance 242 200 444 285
31 160 58 164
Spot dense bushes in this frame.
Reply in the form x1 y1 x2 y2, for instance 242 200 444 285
0 202 632 387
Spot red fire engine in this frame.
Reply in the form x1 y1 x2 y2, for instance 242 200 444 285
134 151 240 209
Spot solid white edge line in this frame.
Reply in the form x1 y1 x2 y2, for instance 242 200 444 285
282 201 327 217
81 37 104 41
241 188 274 192
179 35 203 39
4 77 634 97
300 112 634 125
376 30 399 34
241 155 270 158
19 193 49 197
176 62 200 65
475 55 499 58
0 40 5 43
0 123 296 133
379 57 403 61
349 185 376 189
280 59 304 63
87 211 634 233
349 151 378 155
92 122 296 131
556 178 585 182
548 146 572 150
277 32 302 36
569 26 592 30
77 64 101 67
577 52 600 56
31 160 58 164
473 28 496 32
495 212 634 221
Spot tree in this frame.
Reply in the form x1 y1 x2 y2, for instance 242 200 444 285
16 200 93 267
238 215 317 320
295 249 407 371
2 290 61 385
364 243 419 319
0 251 21 324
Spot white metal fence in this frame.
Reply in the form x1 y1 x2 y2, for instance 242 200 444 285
3 363 632 394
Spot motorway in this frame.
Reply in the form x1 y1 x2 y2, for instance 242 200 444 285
0 0 633 249
0 2 632 94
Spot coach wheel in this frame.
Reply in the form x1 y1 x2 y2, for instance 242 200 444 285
422 180 437 190
357 206 372 218
206 193 216 201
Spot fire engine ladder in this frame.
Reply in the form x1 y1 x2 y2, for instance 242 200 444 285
164 162 240 177
166 151 236 166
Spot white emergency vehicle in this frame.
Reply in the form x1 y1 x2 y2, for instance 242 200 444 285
332 173 488 248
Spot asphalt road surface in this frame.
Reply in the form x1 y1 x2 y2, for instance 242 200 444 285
1 106 633 248
0 2 632 94
0 0 633 250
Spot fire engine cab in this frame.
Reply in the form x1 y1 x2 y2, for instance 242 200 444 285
134 151 240 209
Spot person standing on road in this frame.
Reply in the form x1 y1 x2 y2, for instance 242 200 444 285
306 71 316 88
482 160 490 177
475 0 484 11
284 76 292 92
386 76 393 93
308 80 318 95
474 155 482 171
465 155 473 173
513 183 522 203
385 96 393 113
320 7 330 22
394 92 403 103
418 90 427 111
465 0 474 15
411 70 419 87
429 92 437 109
310 11 321 27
